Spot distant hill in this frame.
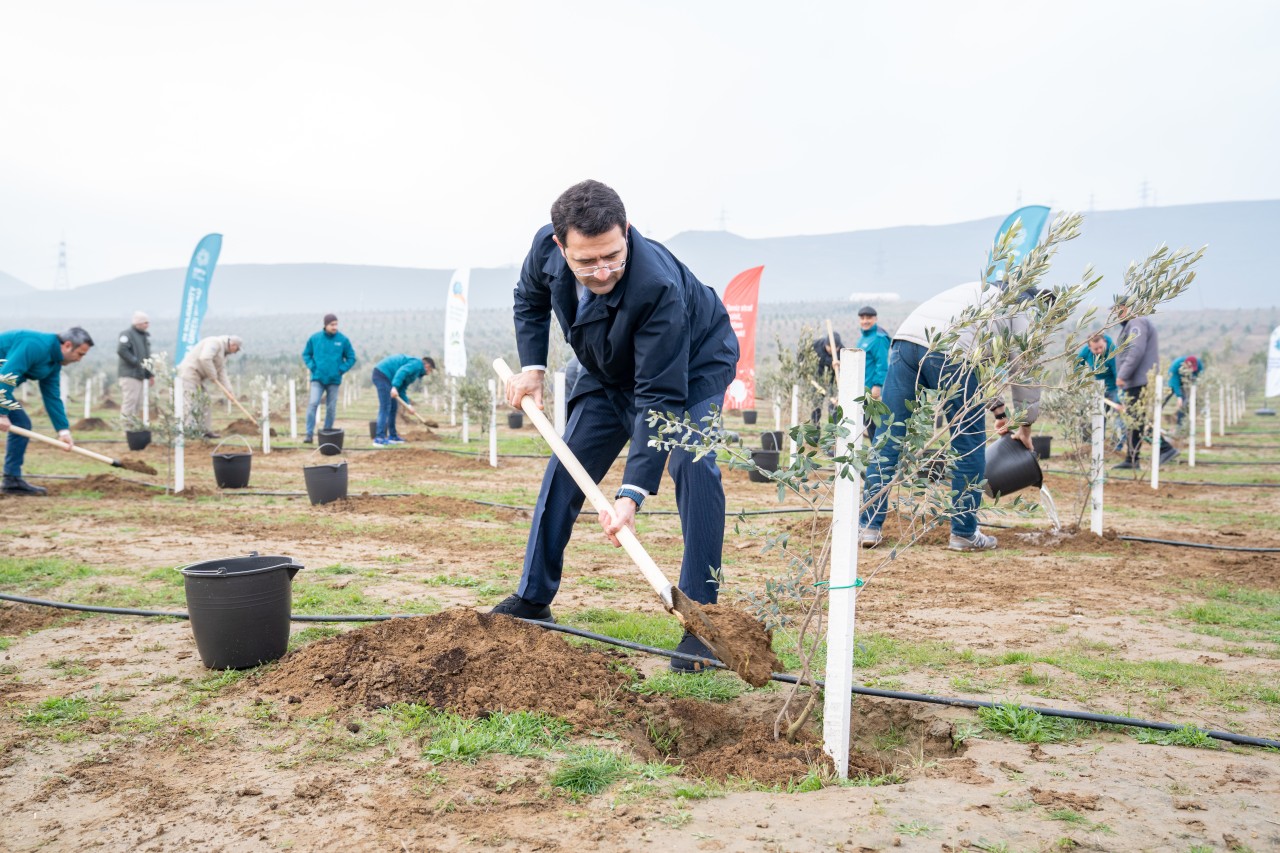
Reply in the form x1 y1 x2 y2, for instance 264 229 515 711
0 270 35 298
3 200 1275 319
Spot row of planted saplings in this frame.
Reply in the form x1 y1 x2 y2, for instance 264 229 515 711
211 428 347 505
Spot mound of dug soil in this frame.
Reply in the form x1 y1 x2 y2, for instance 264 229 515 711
52 473 161 498
318 493 523 521
73 417 110 431
225 419 277 437
243 608 876 784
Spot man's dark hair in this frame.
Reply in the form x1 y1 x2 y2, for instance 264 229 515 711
422 356 436 370
550 180 627 245
59 327 94 348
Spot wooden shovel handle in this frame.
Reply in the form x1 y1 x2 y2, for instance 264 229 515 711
492 358 675 610
5 423 118 466
214 379 259 425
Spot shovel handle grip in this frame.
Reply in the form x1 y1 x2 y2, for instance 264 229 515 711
492 358 675 610
5 424 119 466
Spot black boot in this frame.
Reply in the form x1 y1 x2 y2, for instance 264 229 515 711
670 631 719 673
2 476 48 496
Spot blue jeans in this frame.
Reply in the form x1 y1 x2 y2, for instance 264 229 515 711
306 381 340 438
861 340 987 537
3 406 33 478
371 369 400 440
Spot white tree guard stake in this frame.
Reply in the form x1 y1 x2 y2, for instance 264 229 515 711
1188 383 1197 467
450 378 457 426
488 379 498 468
83 383 91 420
173 380 185 494
288 380 297 440
1205 398 1212 449
824 348 864 780
262 391 271 454
554 370 567 437
462 403 470 444
1151 374 1163 490
1091 394 1105 535
60 382 68 408
789 384 800 459
142 380 149 427
1218 384 1228 438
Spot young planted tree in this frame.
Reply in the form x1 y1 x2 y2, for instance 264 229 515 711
651 213 1203 742
138 353 210 493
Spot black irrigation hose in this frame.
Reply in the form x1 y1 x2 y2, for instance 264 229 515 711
1 591 1276 750
1113 535 1280 553
1044 468 1280 488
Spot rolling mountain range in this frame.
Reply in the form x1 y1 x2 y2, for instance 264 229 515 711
3 200 1275 320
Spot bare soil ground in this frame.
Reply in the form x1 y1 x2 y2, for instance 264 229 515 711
1 414 1278 852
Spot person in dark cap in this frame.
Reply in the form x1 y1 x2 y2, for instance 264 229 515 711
853 305 891 439
301 314 357 443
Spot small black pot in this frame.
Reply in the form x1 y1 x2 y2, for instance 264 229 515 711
317 428 344 456
749 448 780 483
125 430 152 452
1031 435 1052 460
508 412 524 429
742 410 758 425
761 430 785 451
984 435 1044 498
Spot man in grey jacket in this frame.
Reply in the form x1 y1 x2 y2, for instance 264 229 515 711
116 311 153 422
1113 298 1177 469
860 281 1044 552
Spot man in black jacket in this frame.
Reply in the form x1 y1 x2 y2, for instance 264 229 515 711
116 311 153 422
496 180 739 671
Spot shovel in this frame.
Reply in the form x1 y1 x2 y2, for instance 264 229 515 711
214 379 259 426
492 358 778 685
5 424 157 475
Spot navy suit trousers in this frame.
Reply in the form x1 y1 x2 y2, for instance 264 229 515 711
518 388 725 606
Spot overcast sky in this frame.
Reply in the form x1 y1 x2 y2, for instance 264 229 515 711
2 0 1277 289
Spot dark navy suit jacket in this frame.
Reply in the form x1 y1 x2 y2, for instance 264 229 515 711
513 225 738 492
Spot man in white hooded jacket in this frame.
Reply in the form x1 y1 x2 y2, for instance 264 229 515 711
860 281 1043 552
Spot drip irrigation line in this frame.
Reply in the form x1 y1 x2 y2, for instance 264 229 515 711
1 591 1275 750
1044 468 1280 488
1112 535 1280 553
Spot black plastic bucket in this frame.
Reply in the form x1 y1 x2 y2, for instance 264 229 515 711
125 430 151 451
742 410 758 425
984 435 1044 498
749 449 780 483
761 430 785 451
304 457 348 505
507 412 524 429
317 428 344 456
179 554 303 670
210 438 253 489
1031 435 1052 460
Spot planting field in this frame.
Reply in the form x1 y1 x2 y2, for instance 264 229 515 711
1 399 1278 852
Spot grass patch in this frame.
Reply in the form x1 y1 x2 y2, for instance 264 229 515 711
0 557 97 591
566 608 684 650
21 695 92 727
549 745 674 796
287 625 344 651
387 705 571 764
632 670 747 702
1133 724 1218 749
977 703 1067 743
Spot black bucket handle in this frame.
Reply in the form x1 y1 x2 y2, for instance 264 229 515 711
211 435 253 456
178 551 304 578
306 445 347 466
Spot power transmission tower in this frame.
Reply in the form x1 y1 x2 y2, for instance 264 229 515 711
718 207 728 231
54 241 71 290
1139 179 1150 207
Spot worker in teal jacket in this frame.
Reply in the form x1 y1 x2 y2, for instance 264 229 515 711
1077 333 1118 399
1167 354 1203 426
0 327 95 495
300 313 357 443
370 353 435 445
854 305 891 439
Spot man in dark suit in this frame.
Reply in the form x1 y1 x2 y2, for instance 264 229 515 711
494 180 739 671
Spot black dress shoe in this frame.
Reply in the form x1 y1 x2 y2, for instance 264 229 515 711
489 594 554 622
202 432 221 440
1 476 48 496
670 630 719 673
1113 460 1139 470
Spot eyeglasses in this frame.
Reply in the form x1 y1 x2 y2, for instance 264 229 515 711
571 259 626 278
